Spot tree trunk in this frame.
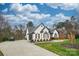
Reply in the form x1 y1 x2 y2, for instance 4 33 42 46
68 32 76 44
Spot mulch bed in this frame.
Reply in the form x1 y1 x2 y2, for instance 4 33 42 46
62 44 79 49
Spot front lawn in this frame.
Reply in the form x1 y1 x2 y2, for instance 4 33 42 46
0 50 4 56
36 39 79 56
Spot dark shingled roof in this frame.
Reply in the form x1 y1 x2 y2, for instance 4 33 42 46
40 26 51 34
27 23 51 34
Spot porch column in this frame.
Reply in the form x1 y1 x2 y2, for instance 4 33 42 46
42 33 44 41
27 34 29 41
33 34 35 41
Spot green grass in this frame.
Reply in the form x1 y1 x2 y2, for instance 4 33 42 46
0 50 4 56
36 39 79 56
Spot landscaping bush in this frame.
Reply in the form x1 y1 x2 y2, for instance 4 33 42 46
8 37 15 41
2 37 9 41
0 37 8 42
75 35 79 39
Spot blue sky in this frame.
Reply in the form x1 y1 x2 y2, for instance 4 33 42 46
0 3 78 27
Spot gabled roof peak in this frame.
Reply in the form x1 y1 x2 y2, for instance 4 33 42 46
39 23 45 26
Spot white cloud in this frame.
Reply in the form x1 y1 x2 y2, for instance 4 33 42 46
10 4 22 12
10 3 39 12
47 3 78 10
46 13 70 26
3 12 70 27
4 14 30 22
26 13 51 20
61 4 78 10
3 14 28 26
3 3 73 27
55 13 70 20
3 12 51 26
16 14 34 21
4 3 51 26
23 4 38 12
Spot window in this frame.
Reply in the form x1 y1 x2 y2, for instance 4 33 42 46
38 34 40 39
35 34 37 39
43 32 49 39
35 34 40 39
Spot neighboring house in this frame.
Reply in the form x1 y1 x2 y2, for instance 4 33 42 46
57 28 68 39
52 28 67 39
25 23 51 41
52 30 59 39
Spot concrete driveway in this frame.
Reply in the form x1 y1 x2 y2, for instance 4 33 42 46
0 40 58 56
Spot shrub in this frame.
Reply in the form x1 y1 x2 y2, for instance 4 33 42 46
2 37 9 41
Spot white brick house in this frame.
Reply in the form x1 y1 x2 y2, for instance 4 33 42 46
25 23 60 41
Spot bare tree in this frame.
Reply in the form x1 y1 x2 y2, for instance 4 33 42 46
54 16 76 44
14 24 25 40
0 14 6 30
64 17 76 44
27 21 34 27
0 14 12 42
